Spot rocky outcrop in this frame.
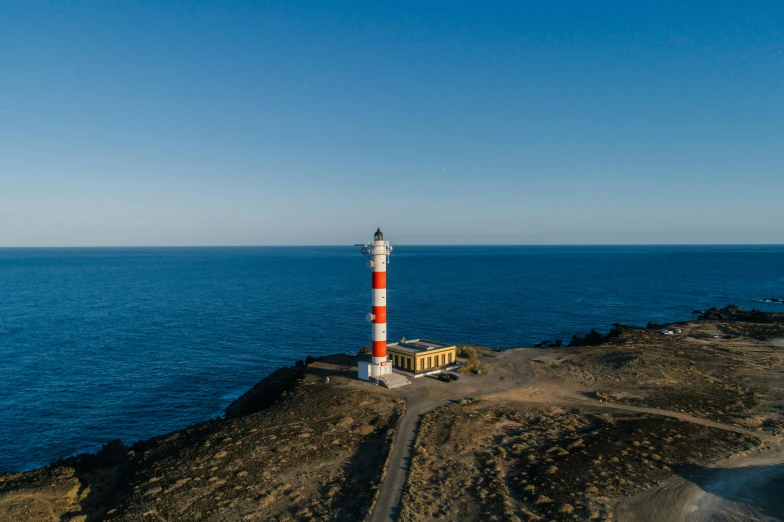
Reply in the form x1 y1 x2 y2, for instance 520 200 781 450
700 305 784 324
568 326 621 348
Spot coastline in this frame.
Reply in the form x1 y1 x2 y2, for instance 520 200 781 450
4 303 783 466
2 304 784 521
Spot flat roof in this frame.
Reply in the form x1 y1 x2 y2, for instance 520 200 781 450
386 339 455 355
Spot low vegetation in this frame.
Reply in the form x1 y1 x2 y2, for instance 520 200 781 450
456 345 488 374
400 401 764 522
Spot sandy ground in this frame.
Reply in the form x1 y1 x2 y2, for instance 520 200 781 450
616 447 784 522
489 386 784 521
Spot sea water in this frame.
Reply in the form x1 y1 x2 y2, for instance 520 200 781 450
1 245 782 472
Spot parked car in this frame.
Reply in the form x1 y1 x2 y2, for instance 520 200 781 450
660 329 673 335
345 351 357 356
446 373 460 381
674 328 682 334
712 333 719 339
437 373 452 383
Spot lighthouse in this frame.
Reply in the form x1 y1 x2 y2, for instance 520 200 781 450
357 228 393 380
354 229 448 387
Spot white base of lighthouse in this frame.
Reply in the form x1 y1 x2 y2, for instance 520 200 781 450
358 361 393 382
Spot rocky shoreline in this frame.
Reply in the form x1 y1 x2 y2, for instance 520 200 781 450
2 304 783 521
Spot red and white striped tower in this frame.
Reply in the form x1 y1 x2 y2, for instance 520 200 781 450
361 228 393 365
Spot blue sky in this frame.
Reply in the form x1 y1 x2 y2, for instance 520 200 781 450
1 1 782 245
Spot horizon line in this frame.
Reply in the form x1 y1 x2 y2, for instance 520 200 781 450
1 243 783 249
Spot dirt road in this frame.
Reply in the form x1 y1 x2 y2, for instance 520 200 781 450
368 348 538 522
369 345 783 522
487 387 782 444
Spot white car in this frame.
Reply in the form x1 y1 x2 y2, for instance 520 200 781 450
674 328 682 334
345 351 358 356
660 329 673 335
712 334 719 339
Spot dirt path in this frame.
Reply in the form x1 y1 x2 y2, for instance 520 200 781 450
487 387 784 521
369 399 448 522
487 387 782 444
368 349 538 522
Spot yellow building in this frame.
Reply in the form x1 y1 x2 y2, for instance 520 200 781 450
386 339 457 376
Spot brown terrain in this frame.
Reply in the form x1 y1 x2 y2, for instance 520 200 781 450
2 304 784 522
0 362 404 522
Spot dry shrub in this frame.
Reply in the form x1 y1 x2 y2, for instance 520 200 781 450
456 345 478 359
458 358 488 375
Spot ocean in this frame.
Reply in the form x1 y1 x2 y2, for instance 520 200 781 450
1 245 782 472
